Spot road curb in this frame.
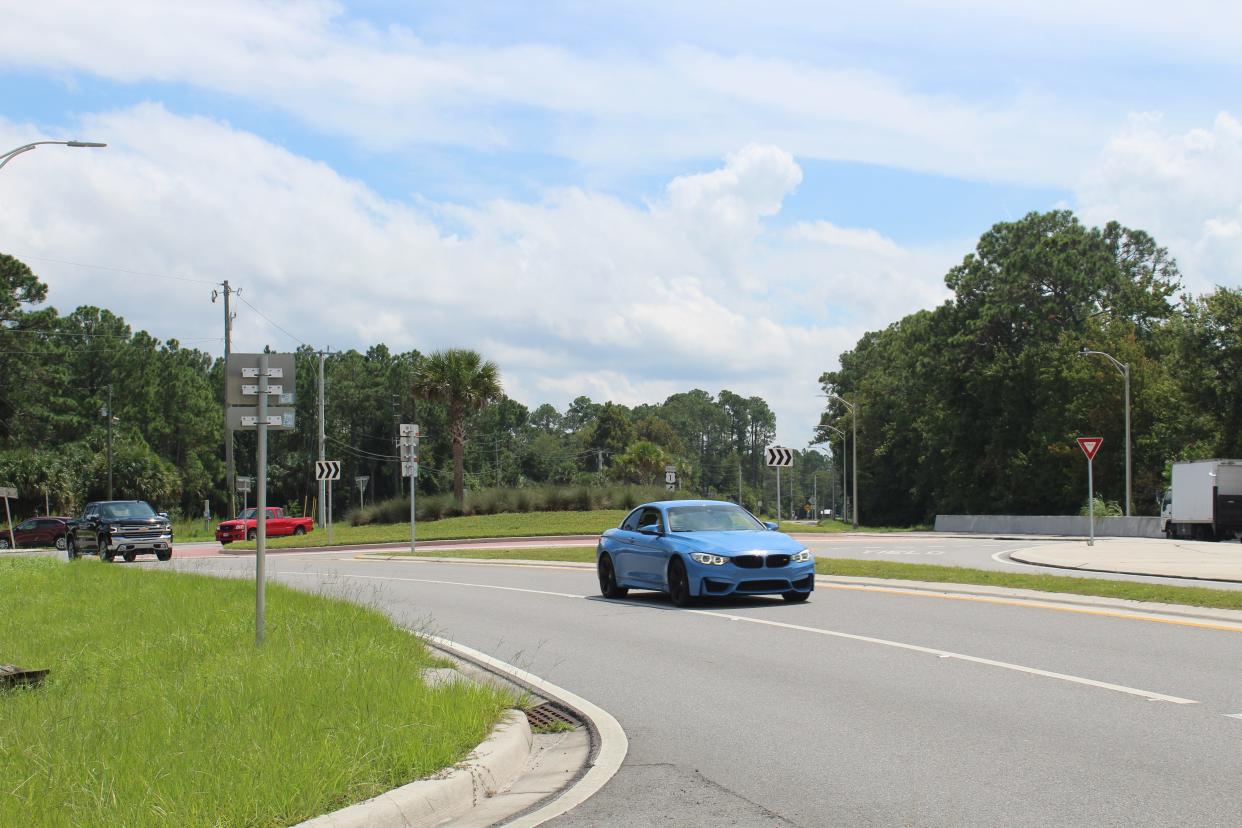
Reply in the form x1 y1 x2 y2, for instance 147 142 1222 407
1007 548 1242 586
217 534 600 556
425 635 628 827
293 709 533 828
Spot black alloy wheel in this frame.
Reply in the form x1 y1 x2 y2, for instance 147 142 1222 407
98 537 114 562
156 548 172 562
667 557 694 608
55 535 67 551
293 526 306 535
0 537 9 550
782 590 810 603
247 529 256 541
597 554 628 599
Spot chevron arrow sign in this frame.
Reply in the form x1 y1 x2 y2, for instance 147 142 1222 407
765 446 794 467
315 460 342 481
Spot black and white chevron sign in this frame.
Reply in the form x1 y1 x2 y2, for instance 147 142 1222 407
765 446 793 467
315 460 341 481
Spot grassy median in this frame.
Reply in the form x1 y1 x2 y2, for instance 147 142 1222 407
376 547 1242 612
0 557 511 828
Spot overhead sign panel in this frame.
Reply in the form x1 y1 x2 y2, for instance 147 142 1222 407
1077 437 1103 461
765 447 794 467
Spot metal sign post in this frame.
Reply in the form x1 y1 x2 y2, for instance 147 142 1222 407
400 424 419 553
256 353 268 646
1 486 17 550
1078 437 1103 547
766 447 793 522
236 476 252 514
355 475 369 508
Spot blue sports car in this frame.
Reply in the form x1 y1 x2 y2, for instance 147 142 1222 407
596 500 815 606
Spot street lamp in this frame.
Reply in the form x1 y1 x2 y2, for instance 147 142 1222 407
0 140 107 172
808 444 837 522
100 386 117 500
826 393 859 529
1077 347 1131 517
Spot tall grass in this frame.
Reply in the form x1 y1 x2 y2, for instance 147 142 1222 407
0 557 510 827
348 483 690 526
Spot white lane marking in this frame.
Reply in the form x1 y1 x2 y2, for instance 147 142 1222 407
1224 714 1242 720
278 570 583 599
277 569 1198 706
992 549 1046 568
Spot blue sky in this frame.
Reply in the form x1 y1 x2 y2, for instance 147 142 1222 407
2 1 1240 444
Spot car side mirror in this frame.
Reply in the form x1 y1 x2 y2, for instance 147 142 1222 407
764 521 779 531
158 512 169 519
638 525 661 536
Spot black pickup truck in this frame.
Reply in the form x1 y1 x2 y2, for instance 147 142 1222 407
66 500 173 562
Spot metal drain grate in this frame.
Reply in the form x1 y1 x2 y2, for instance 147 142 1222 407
525 701 581 732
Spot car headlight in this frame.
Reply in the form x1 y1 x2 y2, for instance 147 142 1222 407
791 549 813 563
690 552 728 566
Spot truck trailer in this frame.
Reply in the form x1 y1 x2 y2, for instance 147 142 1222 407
1160 459 1242 541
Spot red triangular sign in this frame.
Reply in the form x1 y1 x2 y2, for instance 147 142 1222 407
1077 437 1103 460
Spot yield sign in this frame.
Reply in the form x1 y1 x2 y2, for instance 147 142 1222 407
1077 437 1103 461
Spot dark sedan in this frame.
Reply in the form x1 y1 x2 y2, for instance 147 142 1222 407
0 517 73 551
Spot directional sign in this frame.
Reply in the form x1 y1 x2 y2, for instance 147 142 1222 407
227 407 296 430
235 476 253 492
226 353 297 406
765 446 794 467
315 460 341 481
1077 437 1103 461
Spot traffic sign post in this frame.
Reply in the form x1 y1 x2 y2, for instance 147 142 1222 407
664 464 677 492
355 476 369 508
766 447 793 522
314 461 341 545
1078 437 1103 547
1 485 16 550
399 424 419 553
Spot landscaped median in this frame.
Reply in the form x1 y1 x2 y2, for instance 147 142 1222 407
369 547 1242 612
0 557 512 828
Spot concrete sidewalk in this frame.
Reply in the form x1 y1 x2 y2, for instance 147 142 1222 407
1011 537 1242 582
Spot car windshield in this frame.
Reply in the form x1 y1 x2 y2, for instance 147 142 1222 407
99 502 156 519
667 504 764 532
238 508 256 519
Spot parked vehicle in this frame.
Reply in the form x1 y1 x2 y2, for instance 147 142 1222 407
596 500 815 606
215 507 314 544
0 516 73 551
66 501 173 562
1160 459 1242 541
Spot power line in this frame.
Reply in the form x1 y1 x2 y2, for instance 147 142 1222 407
14 254 218 285
236 294 308 347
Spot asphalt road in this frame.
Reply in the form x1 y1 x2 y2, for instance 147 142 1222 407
174 548 1242 827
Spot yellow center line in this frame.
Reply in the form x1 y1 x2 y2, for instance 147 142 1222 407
818 581 1242 633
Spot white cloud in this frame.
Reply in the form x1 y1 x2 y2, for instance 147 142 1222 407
0 107 954 445
1077 112 1242 294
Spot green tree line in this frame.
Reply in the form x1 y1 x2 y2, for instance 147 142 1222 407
817 210 1242 525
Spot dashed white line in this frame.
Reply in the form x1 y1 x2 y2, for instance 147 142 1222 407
276 569 1199 706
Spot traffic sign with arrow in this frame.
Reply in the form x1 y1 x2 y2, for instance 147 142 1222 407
765 447 794 467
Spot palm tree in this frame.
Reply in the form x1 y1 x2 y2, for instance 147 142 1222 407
412 349 503 504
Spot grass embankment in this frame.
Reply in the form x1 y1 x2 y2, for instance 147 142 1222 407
0 557 510 828
380 546 1242 612
234 509 628 550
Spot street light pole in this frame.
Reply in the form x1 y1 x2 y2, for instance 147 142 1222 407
0 140 106 172
1078 348 1132 517
828 394 859 529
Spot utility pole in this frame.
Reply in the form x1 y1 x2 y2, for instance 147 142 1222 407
213 281 236 516
392 394 402 498
317 350 326 528
106 385 113 499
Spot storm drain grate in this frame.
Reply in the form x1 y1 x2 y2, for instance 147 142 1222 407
525 701 581 732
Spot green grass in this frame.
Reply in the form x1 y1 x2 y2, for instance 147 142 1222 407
0 557 511 828
375 546 1242 612
233 510 627 550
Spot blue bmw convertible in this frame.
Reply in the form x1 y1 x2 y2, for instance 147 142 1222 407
596 500 815 606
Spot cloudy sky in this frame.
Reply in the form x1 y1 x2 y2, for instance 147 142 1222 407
2 1 1240 446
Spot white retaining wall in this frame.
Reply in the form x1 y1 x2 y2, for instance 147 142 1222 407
934 515 1162 538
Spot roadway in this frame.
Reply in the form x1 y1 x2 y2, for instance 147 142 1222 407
173 545 1242 827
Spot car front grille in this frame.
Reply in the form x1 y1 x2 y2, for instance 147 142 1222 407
766 555 790 568
737 579 788 592
119 524 163 534
732 555 763 568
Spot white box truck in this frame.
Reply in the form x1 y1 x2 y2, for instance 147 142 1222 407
1160 459 1242 541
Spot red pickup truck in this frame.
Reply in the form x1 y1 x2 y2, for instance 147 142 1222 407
215 507 314 544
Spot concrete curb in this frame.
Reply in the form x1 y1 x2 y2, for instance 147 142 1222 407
294 710 533 828
1007 547 1242 585
425 636 628 827
217 534 600 556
